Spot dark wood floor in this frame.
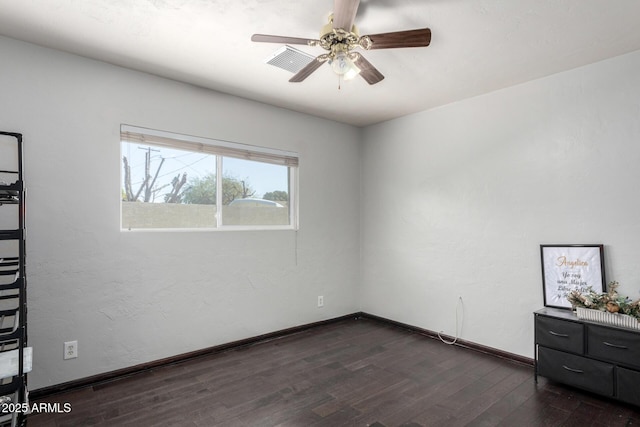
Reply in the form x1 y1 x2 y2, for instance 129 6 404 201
28 318 640 426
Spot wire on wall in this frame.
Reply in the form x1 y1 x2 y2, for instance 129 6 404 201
438 296 464 345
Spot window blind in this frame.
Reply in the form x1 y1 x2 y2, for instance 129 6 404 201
120 125 299 167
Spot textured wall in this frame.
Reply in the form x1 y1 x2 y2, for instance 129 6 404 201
360 49 640 358
0 36 361 389
3 32 640 390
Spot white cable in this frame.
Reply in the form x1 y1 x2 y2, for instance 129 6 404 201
438 296 464 345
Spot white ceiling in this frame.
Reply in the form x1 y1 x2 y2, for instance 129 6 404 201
1 0 640 127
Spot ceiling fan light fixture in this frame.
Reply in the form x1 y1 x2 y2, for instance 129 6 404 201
344 62 361 80
329 51 360 79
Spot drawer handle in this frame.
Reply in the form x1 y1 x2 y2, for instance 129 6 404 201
603 341 628 350
562 365 584 374
548 330 569 338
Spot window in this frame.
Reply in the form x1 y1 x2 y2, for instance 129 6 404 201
120 125 298 230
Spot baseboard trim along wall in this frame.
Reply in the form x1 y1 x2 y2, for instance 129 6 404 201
31 313 360 399
359 313 534 368
31 312 533 399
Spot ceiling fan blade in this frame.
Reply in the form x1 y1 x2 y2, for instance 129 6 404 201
352 53 384 85
289 55 329 83
333 0 360 31
251 34 319 46
364 28 431 49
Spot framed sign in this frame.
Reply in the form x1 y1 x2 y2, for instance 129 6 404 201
540 244 605 309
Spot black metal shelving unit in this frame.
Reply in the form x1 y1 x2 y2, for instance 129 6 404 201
0 131 27 427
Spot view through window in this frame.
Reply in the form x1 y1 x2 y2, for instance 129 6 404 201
120 126 298 230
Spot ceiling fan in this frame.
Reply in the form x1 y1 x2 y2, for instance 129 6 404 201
251 0 431 85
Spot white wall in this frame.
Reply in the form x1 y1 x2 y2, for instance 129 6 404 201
0 36 361 389
360 49 640 358
3 32 640 391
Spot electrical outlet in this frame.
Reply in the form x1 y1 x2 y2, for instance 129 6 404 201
64 340 78 360
317 295 324 307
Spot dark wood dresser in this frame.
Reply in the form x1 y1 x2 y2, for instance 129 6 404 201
535 307 640 406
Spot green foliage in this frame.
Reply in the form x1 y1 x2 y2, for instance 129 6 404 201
567 281 640 321
182 173 255 205
182 173 216 205
263 190 288 202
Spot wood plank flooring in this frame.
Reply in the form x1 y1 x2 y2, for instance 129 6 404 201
28 318 640 426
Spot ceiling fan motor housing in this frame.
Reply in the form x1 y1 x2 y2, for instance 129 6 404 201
315 15 363 56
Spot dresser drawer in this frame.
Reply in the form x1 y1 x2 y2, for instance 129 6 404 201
617 367 640 406
537 346 614 396
587 324 640 368
535 315 583 354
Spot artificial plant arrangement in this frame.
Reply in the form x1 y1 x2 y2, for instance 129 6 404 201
567 281 640 322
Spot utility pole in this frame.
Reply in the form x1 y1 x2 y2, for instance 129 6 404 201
123 146 186 203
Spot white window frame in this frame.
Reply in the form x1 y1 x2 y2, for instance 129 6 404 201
120 124 299 231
